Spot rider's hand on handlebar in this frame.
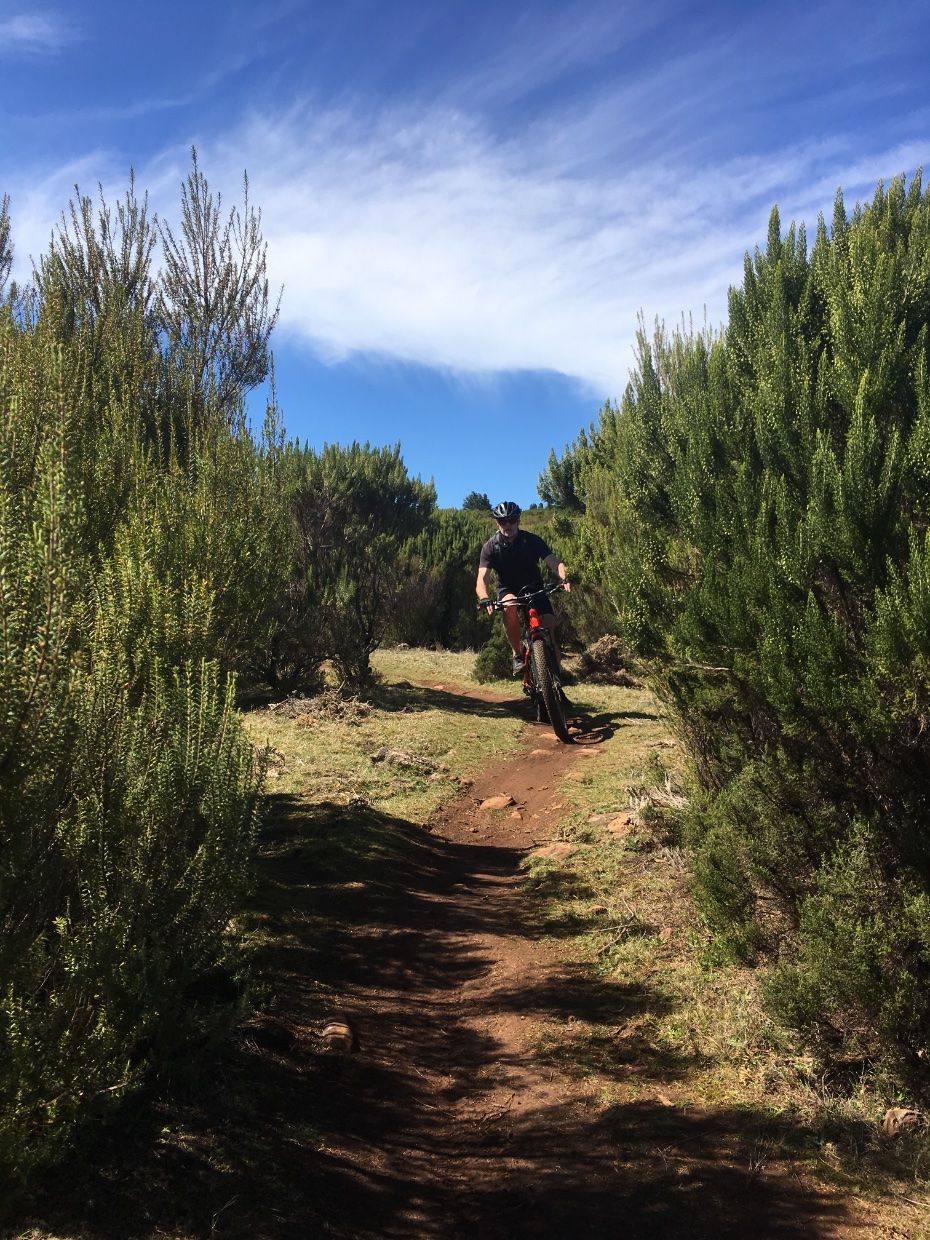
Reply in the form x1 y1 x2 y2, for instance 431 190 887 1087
478 598 495 615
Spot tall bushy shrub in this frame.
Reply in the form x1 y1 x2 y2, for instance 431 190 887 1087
577 174 930 1069
0 166 271 1184
284 442 436 685
388 507 487 650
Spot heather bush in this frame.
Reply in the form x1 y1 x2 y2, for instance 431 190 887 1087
0 165 268 1185
572 173 930 1074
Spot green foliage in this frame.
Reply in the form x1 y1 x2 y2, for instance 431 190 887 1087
462 490 491 511
537 436 587 510
473 617 514 682
573 172 930 1074
388 507 487 650
159 149 280 418
0 193 12 299
285 441 436 686
0 167 269 1186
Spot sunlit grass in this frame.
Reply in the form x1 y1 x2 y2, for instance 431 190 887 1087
243 648 524 824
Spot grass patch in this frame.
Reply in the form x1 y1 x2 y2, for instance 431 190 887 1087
244 648 523 824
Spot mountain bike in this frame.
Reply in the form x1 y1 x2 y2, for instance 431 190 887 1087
480 582 572 743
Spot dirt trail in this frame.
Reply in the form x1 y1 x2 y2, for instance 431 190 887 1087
6 688 887 1240
297 695 872 1240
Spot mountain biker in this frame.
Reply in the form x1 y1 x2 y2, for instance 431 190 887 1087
475 500 571 675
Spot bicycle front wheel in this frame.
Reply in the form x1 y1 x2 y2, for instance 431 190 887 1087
530 638 572 743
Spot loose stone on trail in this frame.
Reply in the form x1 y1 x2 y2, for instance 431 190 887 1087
320 1020 357 1053
479 794 516 811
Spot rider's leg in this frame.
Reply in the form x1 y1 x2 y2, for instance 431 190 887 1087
500 593 522 655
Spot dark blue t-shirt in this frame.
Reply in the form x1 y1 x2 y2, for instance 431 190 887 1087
479 529 553 594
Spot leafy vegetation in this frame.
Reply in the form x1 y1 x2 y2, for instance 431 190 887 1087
555 172 930 1077
0 176 267 1184
0 159 442 1187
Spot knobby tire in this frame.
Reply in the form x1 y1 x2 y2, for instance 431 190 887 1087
530 638 571 743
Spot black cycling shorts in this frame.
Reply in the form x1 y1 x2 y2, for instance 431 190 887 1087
496 587 554 616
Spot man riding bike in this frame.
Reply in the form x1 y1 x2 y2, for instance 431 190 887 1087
475 500 571 675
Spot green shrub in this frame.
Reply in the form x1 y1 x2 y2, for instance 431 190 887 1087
389 507 487 650
473 620 513 682
0 170 266 1185
284 441 436 686
572 173 930 1075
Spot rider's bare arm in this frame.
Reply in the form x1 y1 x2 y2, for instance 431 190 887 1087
544 553 571 590
476 564 494 610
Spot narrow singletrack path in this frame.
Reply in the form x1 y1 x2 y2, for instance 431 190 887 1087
294 692 872 1240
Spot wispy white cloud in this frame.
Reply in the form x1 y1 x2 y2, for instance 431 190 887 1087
180 102 924 399
11 98 925 399
4 0 928 401
0 11 74 55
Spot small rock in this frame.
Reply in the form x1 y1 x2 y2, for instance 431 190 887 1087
607 815 637 836
529 748 549 757
321 1020 356 1053
509 810 523 820
479 794 516 811
882 1107 921 1136
533 842 575 861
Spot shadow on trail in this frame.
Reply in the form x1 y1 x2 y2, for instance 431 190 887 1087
5 794 869 1240
374 680 522 720
375 678 630 745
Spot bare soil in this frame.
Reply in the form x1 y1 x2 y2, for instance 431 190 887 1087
5 686 897 1239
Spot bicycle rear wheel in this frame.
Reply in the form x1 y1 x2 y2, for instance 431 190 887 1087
530 638 572 743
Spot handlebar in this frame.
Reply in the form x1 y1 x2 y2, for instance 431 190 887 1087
477 581 570 613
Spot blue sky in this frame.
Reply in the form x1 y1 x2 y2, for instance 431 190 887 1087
2 1 929 508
